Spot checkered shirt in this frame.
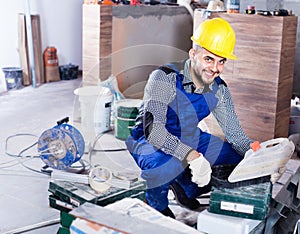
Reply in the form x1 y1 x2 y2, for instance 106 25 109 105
141 59 253 161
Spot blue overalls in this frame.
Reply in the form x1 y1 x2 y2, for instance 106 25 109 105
126 66 243 212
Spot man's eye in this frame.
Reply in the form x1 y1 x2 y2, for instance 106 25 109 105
205 57 212 63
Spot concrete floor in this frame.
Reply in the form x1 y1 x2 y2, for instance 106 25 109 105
0 78 82 233
0 77 200 233
0 77 299 233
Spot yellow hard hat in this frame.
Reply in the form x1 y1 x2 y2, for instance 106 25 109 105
191 18 237 60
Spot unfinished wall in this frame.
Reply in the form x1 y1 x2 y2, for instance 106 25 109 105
82 5 193 98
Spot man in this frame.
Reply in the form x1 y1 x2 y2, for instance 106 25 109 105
125 18 253 218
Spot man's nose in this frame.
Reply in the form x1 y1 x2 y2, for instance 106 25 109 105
210 61 219 72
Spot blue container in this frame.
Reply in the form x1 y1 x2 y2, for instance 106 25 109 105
2 67 23 90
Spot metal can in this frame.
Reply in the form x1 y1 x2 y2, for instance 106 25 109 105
43 46 58 67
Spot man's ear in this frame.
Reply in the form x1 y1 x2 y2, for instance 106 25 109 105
189 48 196 61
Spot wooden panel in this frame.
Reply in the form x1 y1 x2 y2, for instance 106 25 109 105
31 15 44 85
82 4 101 85
194 11 297 142
99 6 112 82
18 14 44 86
18 14 31 86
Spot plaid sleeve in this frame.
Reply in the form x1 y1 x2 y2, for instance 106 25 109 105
212 85 253 156
143 69 193 161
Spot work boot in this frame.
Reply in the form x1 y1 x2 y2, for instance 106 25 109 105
170 182 201 210
160 207 175 219
144 199 175 219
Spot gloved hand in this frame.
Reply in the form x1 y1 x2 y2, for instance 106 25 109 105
188 155 212 187
270 166 287 184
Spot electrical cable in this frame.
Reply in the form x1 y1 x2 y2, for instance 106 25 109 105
6 134 50 175
5 133 40 158
0 158 30 169
93 148 128 152
88 133 104 166
4 130 91 175
88 132 128 166
3 128 118 176
3 218 60 234
4 133 68 175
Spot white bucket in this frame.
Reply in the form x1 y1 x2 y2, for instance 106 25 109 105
74 86 113 142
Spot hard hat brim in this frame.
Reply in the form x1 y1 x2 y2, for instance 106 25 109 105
191 37 238 60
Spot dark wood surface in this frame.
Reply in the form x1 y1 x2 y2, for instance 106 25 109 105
194 11 298 142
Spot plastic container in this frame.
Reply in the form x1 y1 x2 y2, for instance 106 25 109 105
114 99 142 140
74 86 113 143
228 138 294 183
197 209 262 234
226 0 240 13
2 67 23 90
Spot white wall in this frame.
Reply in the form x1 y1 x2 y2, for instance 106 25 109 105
0 0 84 92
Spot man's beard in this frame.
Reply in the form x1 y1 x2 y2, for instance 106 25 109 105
193 69 213 87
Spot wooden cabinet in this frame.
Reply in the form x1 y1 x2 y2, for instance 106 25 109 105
82 4 193 98
194 10 298 142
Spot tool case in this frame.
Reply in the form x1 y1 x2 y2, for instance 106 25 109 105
211 164 270 189
48 179 146 212
209 165 272 220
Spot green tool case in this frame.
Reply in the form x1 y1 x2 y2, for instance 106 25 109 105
209 165 273 220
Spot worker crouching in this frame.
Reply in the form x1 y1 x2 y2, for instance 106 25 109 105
126 18 253 218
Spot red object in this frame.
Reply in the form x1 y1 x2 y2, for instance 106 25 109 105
250 141 261 152
101 0 115 5
130 0 140 5
43 47 58 67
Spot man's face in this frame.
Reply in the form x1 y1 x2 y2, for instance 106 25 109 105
189 47 227 88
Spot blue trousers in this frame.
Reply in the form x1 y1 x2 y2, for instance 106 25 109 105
126 131 243 211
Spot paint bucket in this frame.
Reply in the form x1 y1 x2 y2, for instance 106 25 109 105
74 86 113 143
2 67 23 90
114 99 142 140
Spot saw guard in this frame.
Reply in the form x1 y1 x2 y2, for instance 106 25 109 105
228 138 295 183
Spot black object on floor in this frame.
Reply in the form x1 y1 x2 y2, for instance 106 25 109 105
160 207 175 219
170 182 201 210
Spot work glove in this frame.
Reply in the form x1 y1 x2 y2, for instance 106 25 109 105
188 155 212 187
270 166 287 184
